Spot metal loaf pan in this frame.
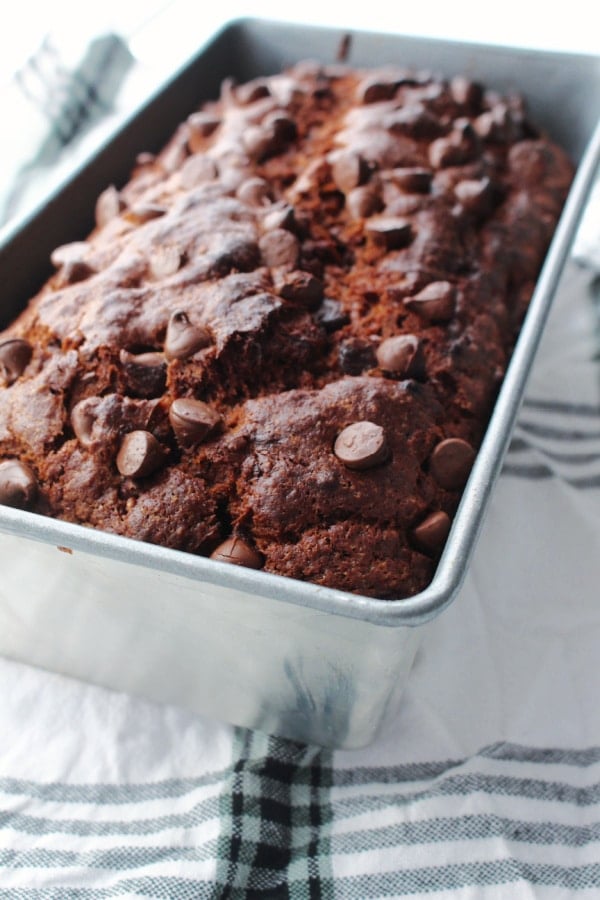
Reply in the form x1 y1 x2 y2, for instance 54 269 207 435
0 18 599 749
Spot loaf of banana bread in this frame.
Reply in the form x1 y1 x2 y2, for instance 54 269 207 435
0 60 573 598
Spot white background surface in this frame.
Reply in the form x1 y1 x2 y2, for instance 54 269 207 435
0 0 597 88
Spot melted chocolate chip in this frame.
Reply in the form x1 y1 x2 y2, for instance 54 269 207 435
334 421 389 470
169 398 221 447
0 459 37 509
116 431 166 478
0 339 32 384
429 437 475 490
210 536 264 569
164 311 212 361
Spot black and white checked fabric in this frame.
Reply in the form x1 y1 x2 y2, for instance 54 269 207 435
1 724 600 896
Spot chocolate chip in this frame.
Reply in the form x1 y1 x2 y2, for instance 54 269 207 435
390 167 432 193
50 242 90 268
149 246 182 279
236 79 271 104
450 76 483 109
243 126 273 161
120 350 166 398
71 398 99 448
180 154 218 189
429 128 478 168
218 239 261 275
236 177 273 207
277 271 324 309
384 103 443 138
0 338 32 384
218 160 252 193
187 112 221 151
164 311 212 361
262 204 296 233
412 510 451 554
365 216 413 249
116 431 166 478
454 177 493 217
259 229 299 269
169 398 221 447
429 437 475 490
338 338 377 374
474 103 519 142
243 114 296 162
314 298 350 332
357 76 397 104
334 421 389 470
54 259 96 287
135 152 156 167
330 151 369 194
288 159 330 198
124 204 168 225
454 117 477 140
376 334 424 378
0 459 37 509
210 536 264 569
95 185 123 227
266 112 296 143
404 281 456 322
346 183 383 219
50 238 96 285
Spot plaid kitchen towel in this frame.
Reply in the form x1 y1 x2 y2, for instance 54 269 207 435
1 16 600 899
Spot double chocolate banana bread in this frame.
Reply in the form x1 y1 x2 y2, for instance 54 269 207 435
0 60 573 598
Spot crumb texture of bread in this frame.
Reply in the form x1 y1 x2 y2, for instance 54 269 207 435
0 62 574 598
